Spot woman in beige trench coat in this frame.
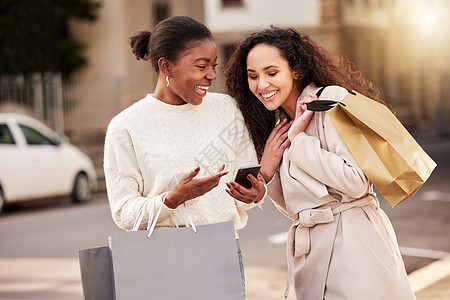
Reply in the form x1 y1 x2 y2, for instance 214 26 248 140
225 26 416 300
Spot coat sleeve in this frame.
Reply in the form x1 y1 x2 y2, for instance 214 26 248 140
266 171 289 217
285 87 370 199
103 122 175 230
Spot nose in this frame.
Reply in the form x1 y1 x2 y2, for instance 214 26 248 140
258 76 269 89
205 66 216 80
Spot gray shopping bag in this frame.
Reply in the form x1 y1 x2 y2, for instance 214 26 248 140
78 246 115 300
109 221 244 300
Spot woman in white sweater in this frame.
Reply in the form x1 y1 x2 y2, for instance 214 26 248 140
103 16 265 296
225 26 415 300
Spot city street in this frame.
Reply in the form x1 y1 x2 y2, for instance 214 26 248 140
1 0 449 299
0 137 449 299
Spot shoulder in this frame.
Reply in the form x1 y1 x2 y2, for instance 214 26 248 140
204 92 238 105
313 86 349 132
201 93 248 131
106 95 150 134
202 92 239 112
319 85 349 102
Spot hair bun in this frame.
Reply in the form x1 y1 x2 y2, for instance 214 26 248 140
129 30 151 61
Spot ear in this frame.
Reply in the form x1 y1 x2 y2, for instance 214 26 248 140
158 57 171 76
293 70 300 80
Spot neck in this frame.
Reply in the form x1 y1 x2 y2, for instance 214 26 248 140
153 77 186 105
281 91 300 119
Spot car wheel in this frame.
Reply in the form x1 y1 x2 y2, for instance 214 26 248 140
72 173 92 203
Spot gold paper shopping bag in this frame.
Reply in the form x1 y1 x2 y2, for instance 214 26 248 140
312 90 437 207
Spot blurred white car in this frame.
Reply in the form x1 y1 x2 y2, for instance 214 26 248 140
0 113 97 212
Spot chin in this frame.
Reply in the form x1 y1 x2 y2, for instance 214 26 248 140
263 103 280 111
259 98 281 111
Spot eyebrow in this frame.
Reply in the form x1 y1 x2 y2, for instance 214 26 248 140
195 57 218 63
247 65 279 72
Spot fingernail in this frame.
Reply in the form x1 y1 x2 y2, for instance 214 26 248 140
230 182 236 186
195 166 200 172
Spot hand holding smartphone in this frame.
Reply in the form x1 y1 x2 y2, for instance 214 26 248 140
234 164 261 189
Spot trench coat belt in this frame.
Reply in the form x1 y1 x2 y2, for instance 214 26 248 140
283 195 377 298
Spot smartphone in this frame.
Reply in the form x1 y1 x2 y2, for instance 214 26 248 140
234 164 261 189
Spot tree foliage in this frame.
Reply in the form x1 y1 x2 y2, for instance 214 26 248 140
0 0 100 75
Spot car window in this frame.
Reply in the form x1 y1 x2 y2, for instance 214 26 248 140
0 124 15 144
19 124 54 145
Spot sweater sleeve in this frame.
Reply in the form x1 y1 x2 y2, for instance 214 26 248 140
104 123 175 230
286 114 369 199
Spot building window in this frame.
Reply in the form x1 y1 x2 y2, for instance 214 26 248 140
222 0 243 8
222 44 238 66
154 2 169 25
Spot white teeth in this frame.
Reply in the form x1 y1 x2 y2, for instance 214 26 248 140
196 86 209 90
262 91 277 98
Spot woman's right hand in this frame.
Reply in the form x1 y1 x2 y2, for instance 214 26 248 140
164 164 229 209
260 119 292 183
287 94 315 142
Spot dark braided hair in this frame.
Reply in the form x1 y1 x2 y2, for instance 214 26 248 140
129 15 213 73
225 26 382 159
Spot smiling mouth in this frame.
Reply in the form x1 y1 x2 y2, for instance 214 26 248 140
196 85 209 91
261 90 278 100
195 85 209 96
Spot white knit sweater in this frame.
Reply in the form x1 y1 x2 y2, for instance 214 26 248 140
104 92 259 231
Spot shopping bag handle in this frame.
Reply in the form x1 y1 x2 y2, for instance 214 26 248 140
316 86 356 97
147 200 197 238
306 86 356 111
307 86 358 111
130 195 197 238
305 100 346 111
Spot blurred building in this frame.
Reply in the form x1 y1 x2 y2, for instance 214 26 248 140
339 0 450 132
67 0 449 136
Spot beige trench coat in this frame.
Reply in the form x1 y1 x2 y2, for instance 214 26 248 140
267 85 416 300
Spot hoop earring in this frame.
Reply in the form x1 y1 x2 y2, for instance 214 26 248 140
166 75 170 87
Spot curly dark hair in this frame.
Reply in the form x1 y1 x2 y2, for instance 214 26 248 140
129 15 213 73
224 26 382 159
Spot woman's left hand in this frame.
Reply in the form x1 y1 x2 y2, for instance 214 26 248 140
225 173 266 204
287 93 315 142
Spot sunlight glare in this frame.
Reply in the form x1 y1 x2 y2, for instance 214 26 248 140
419 9 437 36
